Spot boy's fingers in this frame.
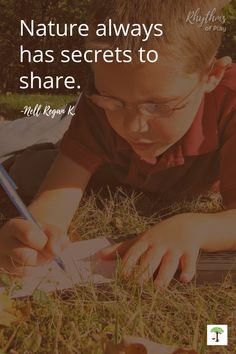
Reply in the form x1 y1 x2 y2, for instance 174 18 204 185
43 235 69 258
43 224 70 257
7 246 38 266
98 242 122 260
122 240 149 277
139 247 165 282
7 219 48 251
0 254 24 276
154 251 181 288
98 238 137 260
180 251 199 282
1 238 43 267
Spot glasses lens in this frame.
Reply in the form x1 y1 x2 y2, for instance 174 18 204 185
140 103 172 117
88 95 124 111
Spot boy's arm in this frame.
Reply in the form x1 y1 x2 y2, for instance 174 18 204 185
28 152 91 232
199 208 236 251
100 208 236 287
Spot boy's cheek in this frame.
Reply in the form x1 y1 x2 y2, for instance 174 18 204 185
151 104 200 142
106 113 126 136
150 122 179 143
149 119 192 145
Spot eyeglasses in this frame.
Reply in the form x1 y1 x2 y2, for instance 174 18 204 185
85 80 201 119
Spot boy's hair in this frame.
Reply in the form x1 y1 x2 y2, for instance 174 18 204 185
87 0 228 75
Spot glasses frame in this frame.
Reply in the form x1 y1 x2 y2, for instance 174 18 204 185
85 60 215 119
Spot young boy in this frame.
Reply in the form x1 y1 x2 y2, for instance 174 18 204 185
0 0 236 288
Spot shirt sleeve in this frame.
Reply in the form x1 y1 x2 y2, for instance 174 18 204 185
60 93 113 173
219 110 236 209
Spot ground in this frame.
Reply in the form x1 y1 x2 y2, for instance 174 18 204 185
0 189 235 354
0 95 235 354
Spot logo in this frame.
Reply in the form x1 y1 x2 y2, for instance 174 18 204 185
207 325 228 346
186 8 227 32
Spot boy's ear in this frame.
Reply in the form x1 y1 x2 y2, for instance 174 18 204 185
204 56 232 93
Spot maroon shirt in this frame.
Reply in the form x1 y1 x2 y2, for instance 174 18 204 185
60 64 236 209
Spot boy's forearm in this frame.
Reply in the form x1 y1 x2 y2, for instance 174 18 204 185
27 153 91 233
184 209 236 252
28 188 83 233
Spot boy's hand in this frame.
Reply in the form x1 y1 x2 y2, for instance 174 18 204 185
100 214 204 288
0 218 69 274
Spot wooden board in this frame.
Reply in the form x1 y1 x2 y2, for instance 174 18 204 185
196 251 236 284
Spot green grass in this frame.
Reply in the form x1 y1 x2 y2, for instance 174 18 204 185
0 94 78 120
0 189 235 354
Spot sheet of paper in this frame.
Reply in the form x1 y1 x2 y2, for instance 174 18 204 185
0 238 116 298
105 335 183 354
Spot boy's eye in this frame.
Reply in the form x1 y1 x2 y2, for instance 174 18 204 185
140 102 188 118
87 93 188 117
150 103 170 113
140 103 172 116
88 95 124 111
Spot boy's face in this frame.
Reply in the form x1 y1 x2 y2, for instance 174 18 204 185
92 59 207 164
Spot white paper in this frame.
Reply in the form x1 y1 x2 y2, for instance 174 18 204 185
0 238 116 298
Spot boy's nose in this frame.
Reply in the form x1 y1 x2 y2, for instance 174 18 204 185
123 108 149 134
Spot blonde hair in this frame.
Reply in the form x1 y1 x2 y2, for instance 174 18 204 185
87 0 227 75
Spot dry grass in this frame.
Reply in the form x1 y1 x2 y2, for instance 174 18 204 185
0 189 235 354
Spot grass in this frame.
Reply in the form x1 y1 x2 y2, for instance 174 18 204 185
0 94 78 120
0 97 235 353
0 188 235 354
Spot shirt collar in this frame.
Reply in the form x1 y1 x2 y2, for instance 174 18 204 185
181 93 219 156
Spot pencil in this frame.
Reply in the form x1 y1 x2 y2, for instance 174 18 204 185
0 164 66 272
